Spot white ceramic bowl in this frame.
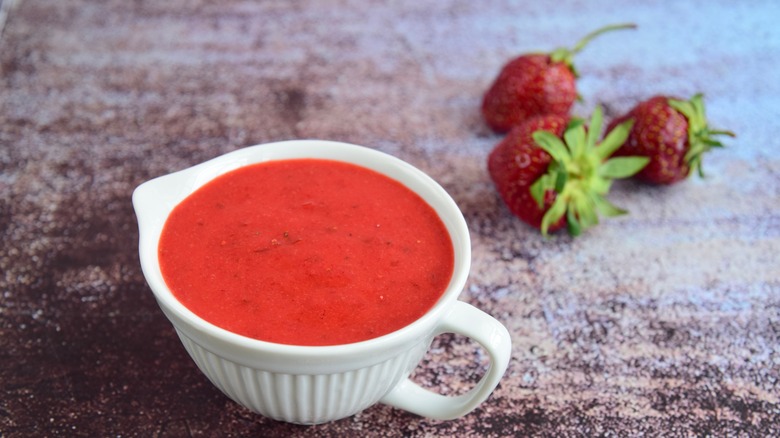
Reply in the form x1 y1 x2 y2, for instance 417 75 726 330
133 140 511 424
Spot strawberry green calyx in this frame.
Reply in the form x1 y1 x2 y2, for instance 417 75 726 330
667 93 736 178
549 23 637 76
530 106 649 236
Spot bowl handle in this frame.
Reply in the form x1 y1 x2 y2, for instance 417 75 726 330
379 301 512 420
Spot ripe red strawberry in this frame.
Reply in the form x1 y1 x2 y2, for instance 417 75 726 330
607 94 735 184
488 115 568 232
482 23 635 133
488 107 649 236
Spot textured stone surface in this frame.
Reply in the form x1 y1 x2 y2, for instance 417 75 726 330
1 0 779 436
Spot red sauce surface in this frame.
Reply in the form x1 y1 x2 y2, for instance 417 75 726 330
158 159 455 346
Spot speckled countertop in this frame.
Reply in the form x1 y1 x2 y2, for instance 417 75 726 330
2 0 779 436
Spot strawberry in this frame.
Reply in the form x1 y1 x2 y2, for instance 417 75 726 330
482 23 636 133
488 115 568 232
488 107 649 236
607 94 735 184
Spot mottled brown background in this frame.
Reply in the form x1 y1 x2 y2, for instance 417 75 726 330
1 0 779 436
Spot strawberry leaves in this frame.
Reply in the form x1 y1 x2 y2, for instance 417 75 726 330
667 93 736 178
529 107 649 236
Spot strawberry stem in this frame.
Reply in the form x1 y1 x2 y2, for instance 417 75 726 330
549 23 637 75
571 23 637 55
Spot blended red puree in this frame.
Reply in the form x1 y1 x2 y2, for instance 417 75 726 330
158 158 455 346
